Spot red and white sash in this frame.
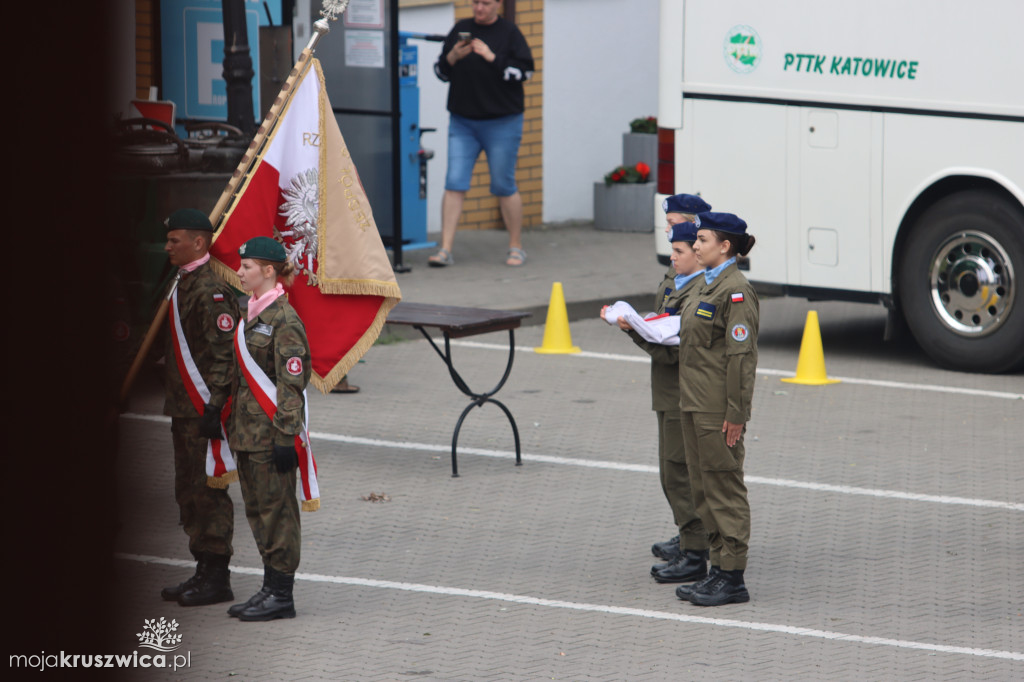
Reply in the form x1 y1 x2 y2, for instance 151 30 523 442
168 289 237 488
233 323 320 512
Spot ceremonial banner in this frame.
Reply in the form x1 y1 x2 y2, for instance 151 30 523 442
210 59 401 393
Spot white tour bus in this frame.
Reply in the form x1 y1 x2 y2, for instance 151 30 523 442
654 0 1024 372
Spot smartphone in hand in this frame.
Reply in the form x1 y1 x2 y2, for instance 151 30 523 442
458 31 472 42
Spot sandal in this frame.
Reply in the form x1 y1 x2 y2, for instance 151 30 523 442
428 248 454 267
506 247 527 267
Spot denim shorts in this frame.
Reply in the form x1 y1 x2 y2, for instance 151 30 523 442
445 112 524 196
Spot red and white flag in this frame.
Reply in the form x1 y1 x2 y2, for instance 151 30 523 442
210 59 401 392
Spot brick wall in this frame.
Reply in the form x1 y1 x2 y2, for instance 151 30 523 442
453 0 543 231
135 0 157 99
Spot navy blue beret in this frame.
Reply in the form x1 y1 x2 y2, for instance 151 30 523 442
695 211 747 235
165 208 213 232
670 221 699 243
662 194 711 215
239 236 287 262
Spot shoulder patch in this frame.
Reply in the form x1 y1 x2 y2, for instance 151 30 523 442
213 293 225 302
731 292 744 303
731 323 749 342
286 357 303 376
217 313 236 332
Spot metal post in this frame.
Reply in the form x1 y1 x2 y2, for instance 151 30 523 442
221 0 257 137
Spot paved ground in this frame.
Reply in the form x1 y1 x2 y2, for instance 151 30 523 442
110 224 1023 680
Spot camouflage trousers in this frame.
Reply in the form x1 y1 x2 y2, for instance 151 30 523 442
656 410 707 551
679 411 750 571
235 450 301 575
171 418 234 558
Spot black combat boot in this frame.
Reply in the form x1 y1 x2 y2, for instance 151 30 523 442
237 568 296 621
228 565 271 618
650 535 682 561
688 568 750 606
161 555 205 601
652 549 708 583
676 566 719 601
178 553 234 606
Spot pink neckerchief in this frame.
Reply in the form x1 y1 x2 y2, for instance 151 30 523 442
247 283 284 322
180 252 210 273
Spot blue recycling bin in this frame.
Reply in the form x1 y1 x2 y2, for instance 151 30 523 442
397 31 441 251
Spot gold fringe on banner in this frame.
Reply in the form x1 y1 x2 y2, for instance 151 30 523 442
206 469 239 489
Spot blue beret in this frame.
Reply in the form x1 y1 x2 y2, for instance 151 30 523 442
669 221 698 243
165 208 213 232
239 236 287 262
695 211 747 235
662 194 711 215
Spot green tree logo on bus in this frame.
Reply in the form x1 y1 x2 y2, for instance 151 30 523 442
724 25 762 74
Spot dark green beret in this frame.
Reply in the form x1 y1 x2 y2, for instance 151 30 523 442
239 236 286 262
165 208 214 232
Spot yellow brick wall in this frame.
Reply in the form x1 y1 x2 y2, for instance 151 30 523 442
135 0 157 99
453 0 543 231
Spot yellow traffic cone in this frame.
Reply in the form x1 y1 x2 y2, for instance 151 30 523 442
534 282 581 354
781 310 840 385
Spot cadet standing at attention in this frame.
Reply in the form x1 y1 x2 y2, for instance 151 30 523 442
228 237 311 622
161 208 240 607
646 193 712 569
675 212 758 607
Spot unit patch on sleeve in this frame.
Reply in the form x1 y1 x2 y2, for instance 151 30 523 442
695 301 717 320
731 323 749 342
731 292 744 303
286 357 303 376
217 313 236 332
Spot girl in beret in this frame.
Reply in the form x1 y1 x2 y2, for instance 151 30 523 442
675 212 759 606
227 236 312 621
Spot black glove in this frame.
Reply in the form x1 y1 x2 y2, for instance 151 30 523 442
198 404 223 440
272 443 299 474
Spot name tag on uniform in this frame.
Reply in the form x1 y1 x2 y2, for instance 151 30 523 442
253 323 274 336
695 301 717 320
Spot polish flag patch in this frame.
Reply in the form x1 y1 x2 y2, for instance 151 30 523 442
213 293 225 302
286 357 303 376
217 314 236 332
731 292 744 303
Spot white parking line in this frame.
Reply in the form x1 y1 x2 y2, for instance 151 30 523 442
121 414 1024 512
116 552 1024 662
445 339 1024 401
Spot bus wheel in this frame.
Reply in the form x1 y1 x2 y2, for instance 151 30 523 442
898 189 1024 373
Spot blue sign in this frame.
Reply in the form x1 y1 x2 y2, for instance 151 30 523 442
161 0 273 124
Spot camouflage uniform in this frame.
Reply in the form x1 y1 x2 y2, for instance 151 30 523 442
627 268 708 553
228 297 311 575
677 262 759 571
163 261 240 560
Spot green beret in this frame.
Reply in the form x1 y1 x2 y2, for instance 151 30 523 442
165 208 214 232
239 236 286 262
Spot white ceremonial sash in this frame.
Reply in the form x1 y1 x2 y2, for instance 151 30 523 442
168 289 237 487
233 323 320 511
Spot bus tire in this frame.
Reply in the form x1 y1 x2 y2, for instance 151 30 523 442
898 189 1024 373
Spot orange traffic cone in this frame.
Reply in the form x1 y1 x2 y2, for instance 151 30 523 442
781 311 840 385
534 282 581 354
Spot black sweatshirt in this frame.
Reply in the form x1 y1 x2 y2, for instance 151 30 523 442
434 17 534 120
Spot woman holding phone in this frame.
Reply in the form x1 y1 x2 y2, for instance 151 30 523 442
431 0 534 268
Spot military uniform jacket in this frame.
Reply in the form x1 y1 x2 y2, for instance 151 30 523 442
228 297 312 450
628 267 703 411
677 263 759 424
163 262 241 417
